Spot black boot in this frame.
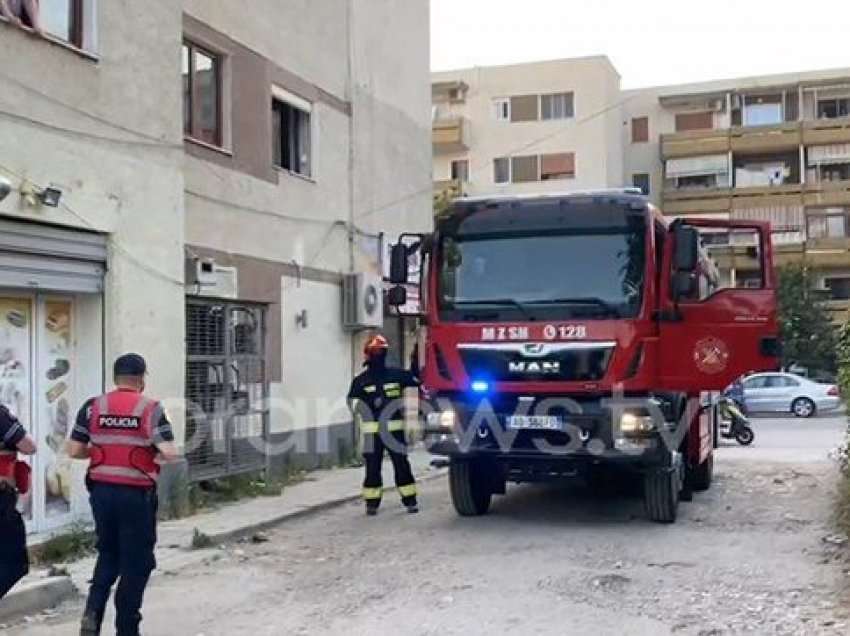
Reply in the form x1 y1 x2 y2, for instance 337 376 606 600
80 611 102 636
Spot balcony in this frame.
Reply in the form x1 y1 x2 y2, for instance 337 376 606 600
433 117 470 155
729 122 801 154
661 129 730 159
803 116 850 146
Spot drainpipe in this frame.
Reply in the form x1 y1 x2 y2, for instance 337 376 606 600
346 0 358 454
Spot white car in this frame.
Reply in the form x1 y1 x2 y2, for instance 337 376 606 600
741 372 841 418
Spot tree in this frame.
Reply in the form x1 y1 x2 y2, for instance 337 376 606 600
776 263 838 373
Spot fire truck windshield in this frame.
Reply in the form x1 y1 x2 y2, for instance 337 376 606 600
438 227 646 321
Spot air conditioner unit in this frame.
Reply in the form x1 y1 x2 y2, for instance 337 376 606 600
342 273 384 330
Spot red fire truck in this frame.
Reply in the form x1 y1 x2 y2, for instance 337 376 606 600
388 190 780 523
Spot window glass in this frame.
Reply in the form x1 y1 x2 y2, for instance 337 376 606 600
632 173 650 195
541 93 574 120
272 99 312 177
451 160 469 183
182 44 191 136
744 103 783 126
744 376 767 389
492 98 510 121
183 41 222 147
40 0 77 43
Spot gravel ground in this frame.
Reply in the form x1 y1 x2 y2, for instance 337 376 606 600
5 415 849 635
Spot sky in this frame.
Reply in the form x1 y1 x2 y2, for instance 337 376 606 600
431 0 850 89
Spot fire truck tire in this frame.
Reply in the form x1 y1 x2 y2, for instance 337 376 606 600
644 466 679 523
689 453 714 492
449 459 492 516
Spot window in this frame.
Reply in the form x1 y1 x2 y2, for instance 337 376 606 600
183 41 222 147
818 98 850 119
272 92 312 177
511 155 539 183
743 95 783 127
631 117 649 143
807 208 849 239
825 277 850 300
510 95 539 123
41 0 82 45
541 92 574 120
540 153 575 181
764 375 798 388
675 112 714 132
675 174 722 190
494 158 510 184
451 159 469 183
492 98 510 122
743 376 768 390
632 173 650 195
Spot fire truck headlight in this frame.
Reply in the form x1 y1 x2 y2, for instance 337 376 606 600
619 412 656 436
427 409 457 432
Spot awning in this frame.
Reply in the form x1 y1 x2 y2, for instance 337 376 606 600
808 144 850 166
666 155 728 178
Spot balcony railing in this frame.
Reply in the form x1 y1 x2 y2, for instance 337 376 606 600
432 117 470 154
661 116 850 159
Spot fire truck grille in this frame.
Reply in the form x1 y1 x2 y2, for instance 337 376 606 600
457 342 615 383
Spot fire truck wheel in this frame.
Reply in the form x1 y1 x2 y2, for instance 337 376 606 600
449 459 492 516
689 453 714 492
643 465 680 523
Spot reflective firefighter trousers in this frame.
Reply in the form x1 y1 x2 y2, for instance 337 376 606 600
362 424 417 509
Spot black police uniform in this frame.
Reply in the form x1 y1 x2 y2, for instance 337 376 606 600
347 363 419 511
0 405 28 600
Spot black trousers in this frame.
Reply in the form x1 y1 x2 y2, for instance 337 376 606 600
0 498 28 600
85 482 158 636
362 430 417 508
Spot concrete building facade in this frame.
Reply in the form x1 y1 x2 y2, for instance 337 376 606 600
0 0 431 535
433 59 850 319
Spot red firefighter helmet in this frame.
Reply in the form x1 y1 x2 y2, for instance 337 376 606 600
363 334 389 359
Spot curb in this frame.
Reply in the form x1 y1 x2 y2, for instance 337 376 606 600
0 576 77 623
203 468 448 546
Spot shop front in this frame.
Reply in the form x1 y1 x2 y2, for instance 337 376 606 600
0 219 105 534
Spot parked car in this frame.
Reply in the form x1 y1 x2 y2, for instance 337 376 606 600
741 372 841 417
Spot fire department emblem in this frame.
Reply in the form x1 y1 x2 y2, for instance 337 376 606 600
693 337 730 375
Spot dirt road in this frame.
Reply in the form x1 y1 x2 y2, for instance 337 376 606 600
6 415 849 635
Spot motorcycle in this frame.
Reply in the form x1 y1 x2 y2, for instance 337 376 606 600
716 396 755 446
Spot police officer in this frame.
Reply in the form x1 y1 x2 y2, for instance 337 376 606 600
66 354 178 636
347 335 420 515
0 404 35 600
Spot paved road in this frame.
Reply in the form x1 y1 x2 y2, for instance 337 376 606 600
6 415 849 635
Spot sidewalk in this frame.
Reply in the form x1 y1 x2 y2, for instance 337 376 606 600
0 448 446 624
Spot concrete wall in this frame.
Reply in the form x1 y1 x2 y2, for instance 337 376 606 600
431 57 623 196
0 1 186 435
182 0 432 461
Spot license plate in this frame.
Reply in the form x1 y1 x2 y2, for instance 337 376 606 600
506 415 565 431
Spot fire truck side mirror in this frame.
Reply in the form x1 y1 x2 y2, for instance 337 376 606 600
389 243 409 284
387 285 407 307
674 225 699 272
672 271 697 300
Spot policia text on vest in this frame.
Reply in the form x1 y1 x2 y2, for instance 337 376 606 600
348 335 420 516
66 353 179 636
0 404 36 601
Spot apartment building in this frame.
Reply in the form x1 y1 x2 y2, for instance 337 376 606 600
433 59 850 319
0 0 185 534
622 68 850 319
0 0 431 535
432 57 623 199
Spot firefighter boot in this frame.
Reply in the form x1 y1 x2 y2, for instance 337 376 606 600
80 611 102 636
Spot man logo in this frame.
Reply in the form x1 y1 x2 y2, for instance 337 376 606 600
508 360 561 374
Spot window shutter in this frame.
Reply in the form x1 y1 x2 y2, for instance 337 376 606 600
510 95 539 122
631 117 649 143
511 155 539 182
540 153 575 179
675 112 714 132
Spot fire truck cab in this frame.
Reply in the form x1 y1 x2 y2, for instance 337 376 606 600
388 190 780 523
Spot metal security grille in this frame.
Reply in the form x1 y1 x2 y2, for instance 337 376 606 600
185 299 269 482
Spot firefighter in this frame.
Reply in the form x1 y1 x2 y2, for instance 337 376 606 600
347 335 420 515
0 404 35 600
67 353 178 636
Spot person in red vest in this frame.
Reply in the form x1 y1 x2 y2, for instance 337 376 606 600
0 404 35 600
67 353 178 636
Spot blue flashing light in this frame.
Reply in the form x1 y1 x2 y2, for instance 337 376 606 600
471 380 490 394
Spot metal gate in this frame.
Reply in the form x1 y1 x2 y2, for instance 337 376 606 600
185 298 269 481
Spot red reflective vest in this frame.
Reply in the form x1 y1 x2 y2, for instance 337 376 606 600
88 389 160 488
0 449 29 494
